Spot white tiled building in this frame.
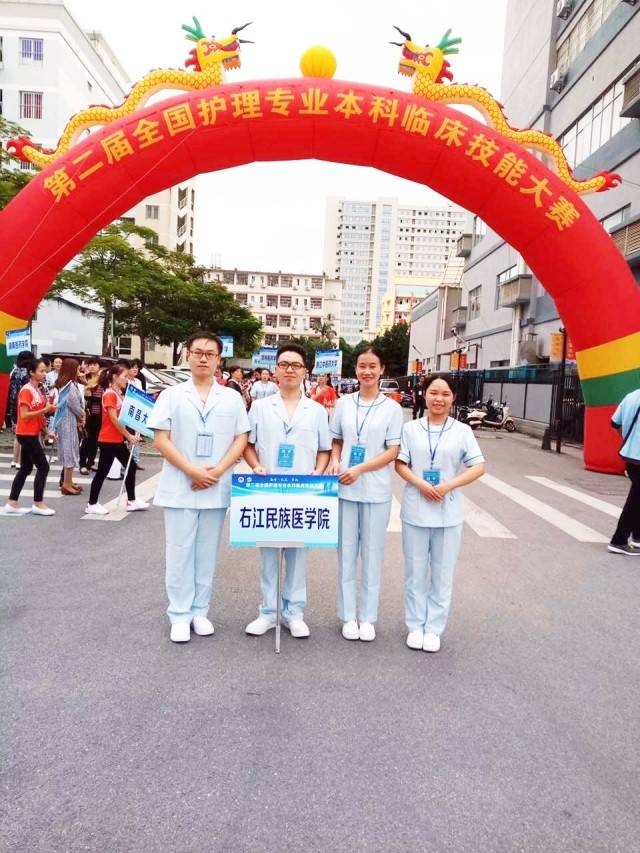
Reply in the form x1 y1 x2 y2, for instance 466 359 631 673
206 269 343 348
324 197 467 344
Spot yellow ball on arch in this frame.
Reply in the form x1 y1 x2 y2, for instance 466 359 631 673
300 46 337 79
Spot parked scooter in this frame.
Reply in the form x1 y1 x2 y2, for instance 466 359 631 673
466 398 516 432
456 401 481 425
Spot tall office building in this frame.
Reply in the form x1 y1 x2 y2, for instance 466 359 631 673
324 197 466 345
455 0 640 368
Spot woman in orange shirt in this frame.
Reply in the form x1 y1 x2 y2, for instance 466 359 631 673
4 357 57 516
85 364 149 516
312 373 338 416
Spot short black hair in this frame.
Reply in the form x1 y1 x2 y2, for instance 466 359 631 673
228 365 242 374
276 343 307 367
185 331 223 355
116 358 131 369
425 375 457 395
356 345 385 368
26 357 46 375
86 357 100 366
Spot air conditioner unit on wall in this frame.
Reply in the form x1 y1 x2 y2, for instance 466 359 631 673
556 0 574 18
550 68 567 93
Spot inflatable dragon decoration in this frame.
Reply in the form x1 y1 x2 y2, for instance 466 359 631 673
8 20 621 194
389 26 620 194
8 17 253 168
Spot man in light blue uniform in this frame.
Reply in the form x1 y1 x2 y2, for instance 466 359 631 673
396 376 485 653
148 331 250 643
250 369 278 402
244 344 331 638
608 386 640 555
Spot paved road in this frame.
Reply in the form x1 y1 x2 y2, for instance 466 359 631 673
1 430 639 852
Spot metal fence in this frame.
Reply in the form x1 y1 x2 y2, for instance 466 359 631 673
417 365 585 443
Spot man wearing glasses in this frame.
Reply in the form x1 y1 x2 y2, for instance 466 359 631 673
244 344 331 638
148 331 250 643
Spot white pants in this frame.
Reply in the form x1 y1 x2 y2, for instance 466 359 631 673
164 508 227 624
259 547 307 621
402 522 463 635
337 499 391 624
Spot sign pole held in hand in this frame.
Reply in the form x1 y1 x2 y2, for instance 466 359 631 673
117 434 138 507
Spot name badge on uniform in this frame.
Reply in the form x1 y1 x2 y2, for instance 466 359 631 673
278 443 295 468
196 433 214 457
423 468 441 486
349 445 366 467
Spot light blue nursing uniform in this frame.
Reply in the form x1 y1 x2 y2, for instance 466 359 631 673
148 380 250 624
331 393 403 624
612 389 640 462
397 416 484 636
248 393 331 621
250 380 278 401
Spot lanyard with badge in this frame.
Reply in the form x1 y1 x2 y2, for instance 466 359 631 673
195 402 214 456
277 420 296 468
349 393 380 467
421 416 448 486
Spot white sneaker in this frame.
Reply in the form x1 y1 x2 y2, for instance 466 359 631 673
10 461 18 469
170 623 191 643
245 615 277 636
126 499 149 512
85 503 109 515
630 538 640 549
423 632 441 653
342 620 359 641
359 622 376 642
406 630 424 650
31 505 56 516
285 618 310 638
3 504 31 515
192 616 215 636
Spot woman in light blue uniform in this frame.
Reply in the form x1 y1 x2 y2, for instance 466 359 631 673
396 376 485 653
328 347 403 642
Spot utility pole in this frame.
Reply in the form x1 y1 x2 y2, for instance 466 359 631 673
555 327 567 454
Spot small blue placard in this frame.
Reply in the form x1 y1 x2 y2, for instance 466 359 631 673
6 327 31 357
220 336 234 358
118 383 157 439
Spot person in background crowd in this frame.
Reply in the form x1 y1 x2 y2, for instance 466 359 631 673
6 350 34 469
45 356 62 390
4 357 57 516
131 359 146 391
607 386 640 555
215 367 227 386
55 358 86 496
413 375 427 420
302 370 312 397
312 373 338 416
79 359 103 475
85 364 148 516
328 346 404 642
148 331 250 643
396 376 485 653
244 344 331 640
127 361 144 470
250 368 278 403
227 365 244 395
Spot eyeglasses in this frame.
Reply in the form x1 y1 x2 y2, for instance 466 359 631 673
189 350 219 361
277 361 305 371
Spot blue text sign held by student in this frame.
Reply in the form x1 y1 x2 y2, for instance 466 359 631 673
118 383 156 439
230 474 339 548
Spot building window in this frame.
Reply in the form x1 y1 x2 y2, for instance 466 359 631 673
235 293 247 305
310 317 322 331
265 315 277 327
310 297 322 309
237 273 248 285
281 276 292 288
280 295 292 308
279 315 291 328
145 205 159 220
559 77 629 167
472 216 486 247
490 359 510 368
177 214 187 237
19 38 44 64
468 286 482 321
0 36 3 65
600 205 630 232
19 91 43 120
178 187 188 209
496 264 518 308
556 0 617 73
118 336 132 355
266 295 278 307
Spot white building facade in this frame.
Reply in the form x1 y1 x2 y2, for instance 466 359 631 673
324 197 467 344
206 269 343 348
456 0 640 369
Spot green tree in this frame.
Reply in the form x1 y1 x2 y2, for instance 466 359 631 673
370 323 410 377
0 118 35 210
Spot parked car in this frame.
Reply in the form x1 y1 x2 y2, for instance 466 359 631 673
379 379 402 403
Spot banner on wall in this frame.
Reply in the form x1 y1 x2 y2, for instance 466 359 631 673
313 349 341 375
5 327 31 357
252 348 278 369
230 474 339 548
220 336 234 358
550 331 576 362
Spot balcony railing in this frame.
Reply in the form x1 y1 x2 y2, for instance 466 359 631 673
456 233 473 258
498 274 532 307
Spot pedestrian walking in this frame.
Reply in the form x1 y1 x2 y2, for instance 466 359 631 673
6 350 33 469
4 357 57 516
244 344 331 639
312 373 338 417
396 376 485 653
45 356 62 390
412 375 427 420
54 358 85 495
607 387 640 556
226 365 244 395
148 331 250 643
328 346 404 642
79 360 103 474
85 364 148 516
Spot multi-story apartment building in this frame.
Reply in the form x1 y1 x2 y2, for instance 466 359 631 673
378 275 440 334
0 0 195 365
206 269 343 348
455 0 640 369
324 197 467 345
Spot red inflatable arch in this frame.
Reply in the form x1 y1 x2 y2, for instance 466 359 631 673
1 78 639 473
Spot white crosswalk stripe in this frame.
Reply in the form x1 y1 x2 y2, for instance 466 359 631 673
525 476 621 519
480 474 608 543
82 473 161 522
464 495 517 539
0 473 91 484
